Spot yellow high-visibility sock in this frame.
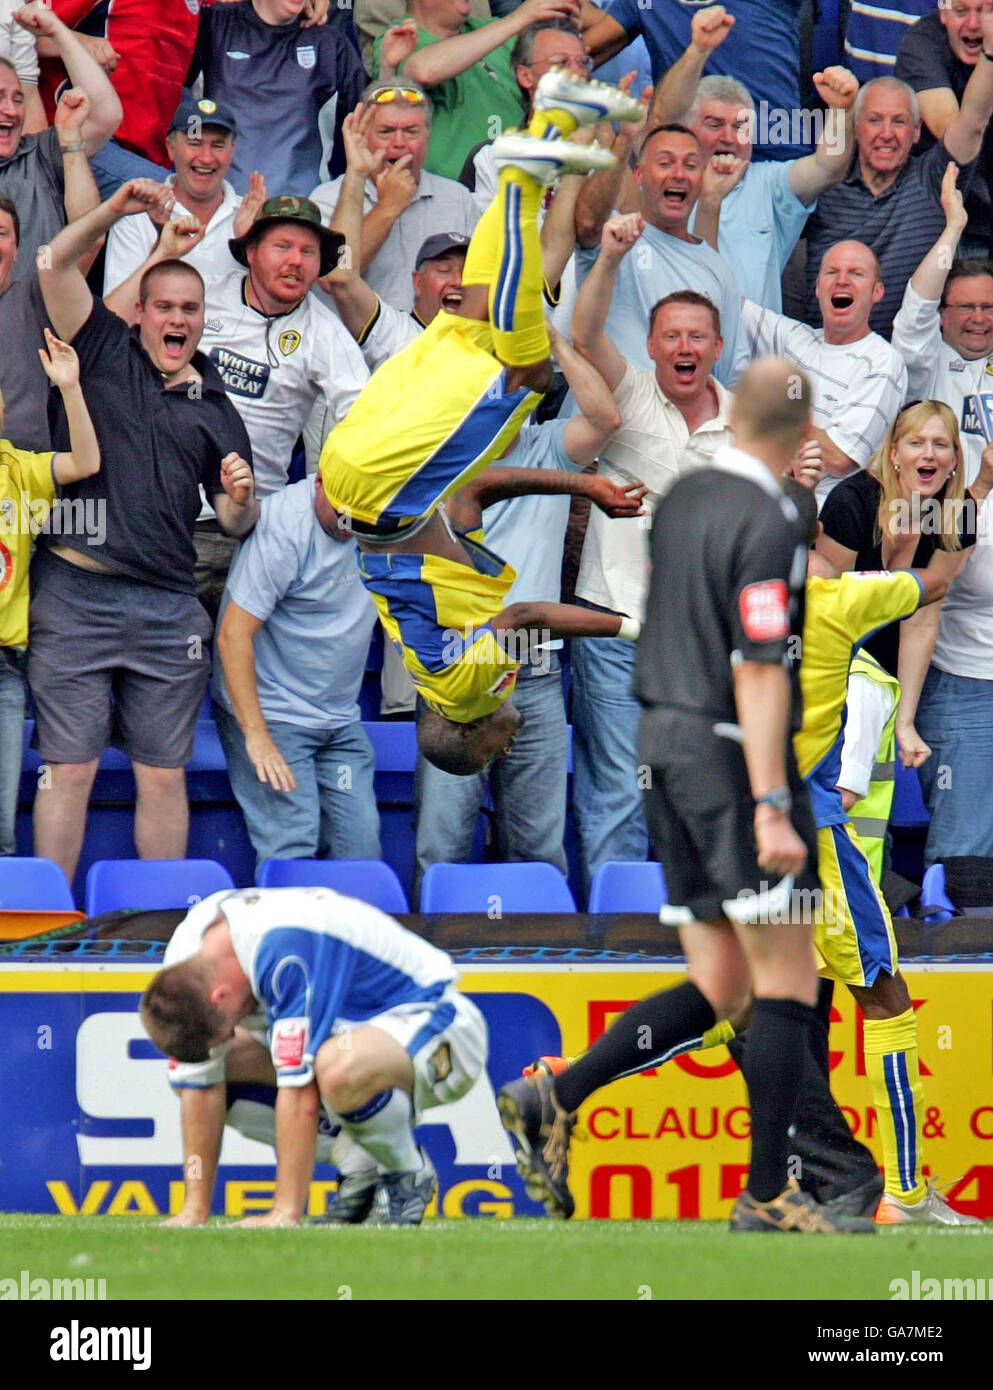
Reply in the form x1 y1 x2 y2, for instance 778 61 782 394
863 1008 926 1203
461 164 549 366
527 107 579 139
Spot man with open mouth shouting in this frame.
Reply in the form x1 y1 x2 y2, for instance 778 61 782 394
26 178 259 892
740 238 907 505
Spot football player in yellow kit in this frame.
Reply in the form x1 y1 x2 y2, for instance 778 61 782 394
319 69 647 774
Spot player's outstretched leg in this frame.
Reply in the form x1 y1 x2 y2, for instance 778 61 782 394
459 69 640 367
499 1063 576 1219
867 1003 981 1226
498 1003 735 1218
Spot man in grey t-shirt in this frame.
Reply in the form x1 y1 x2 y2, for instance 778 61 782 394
213 473 381 873
0 2 120 276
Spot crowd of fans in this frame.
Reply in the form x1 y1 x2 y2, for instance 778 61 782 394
2 0 993 906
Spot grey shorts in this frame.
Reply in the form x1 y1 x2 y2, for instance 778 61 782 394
27 548 213 767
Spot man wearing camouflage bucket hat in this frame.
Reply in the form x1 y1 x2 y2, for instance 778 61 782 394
227 194 346 278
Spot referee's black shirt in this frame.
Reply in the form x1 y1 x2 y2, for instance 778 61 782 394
634 447 807 730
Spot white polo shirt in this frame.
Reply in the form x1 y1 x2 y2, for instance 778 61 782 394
103 179 243 294
309 169 478 312
576 365 734 623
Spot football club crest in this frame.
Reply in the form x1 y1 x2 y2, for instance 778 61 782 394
278 329 302 356
428 1043 453 1084
296 45 316 69
185 0 200 13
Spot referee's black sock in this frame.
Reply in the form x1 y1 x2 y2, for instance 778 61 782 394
552 981 716 1115
742 996 814 1203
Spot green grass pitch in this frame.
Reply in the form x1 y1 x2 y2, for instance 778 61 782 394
1 1215 992 1300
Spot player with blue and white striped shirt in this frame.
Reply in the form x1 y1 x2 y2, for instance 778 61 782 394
142 886 488 1227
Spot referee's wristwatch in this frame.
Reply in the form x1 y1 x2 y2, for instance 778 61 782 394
754 787 792 816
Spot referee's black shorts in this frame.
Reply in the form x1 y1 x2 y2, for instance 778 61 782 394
639 707 819 925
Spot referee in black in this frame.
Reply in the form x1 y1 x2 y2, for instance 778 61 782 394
499 359 875 1233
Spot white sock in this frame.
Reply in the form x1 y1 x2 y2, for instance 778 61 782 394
339 1089 422 1173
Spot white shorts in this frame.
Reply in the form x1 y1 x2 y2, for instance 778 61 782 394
362 986 488 1118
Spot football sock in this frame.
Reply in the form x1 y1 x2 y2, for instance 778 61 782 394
552 980 716 1114
863 1007 926 1202
339 1088 422 1174
527 105 580 140
461 163 549 366
742 997 814 1203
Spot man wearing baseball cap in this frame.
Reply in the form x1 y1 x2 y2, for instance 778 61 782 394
104 96 249 293
106 190 369 615
331 227 470 371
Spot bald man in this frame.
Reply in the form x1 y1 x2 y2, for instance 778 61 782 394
740 240 907 503
499 358 875 1235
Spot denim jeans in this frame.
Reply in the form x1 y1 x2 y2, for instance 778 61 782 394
90 140 168 201
0 648 26 856
215 705 381 873
414 658 569 904
917 664 993 864
570 630 648 893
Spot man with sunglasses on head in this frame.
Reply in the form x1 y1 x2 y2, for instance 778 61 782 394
373 0 582 182
309 80 477 313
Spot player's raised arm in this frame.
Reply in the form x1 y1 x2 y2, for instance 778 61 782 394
492 598 641 649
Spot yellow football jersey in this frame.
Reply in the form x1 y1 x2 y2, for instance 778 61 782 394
320 310 540 533
0 441 56 649
358 534 520 724
796 570 922 826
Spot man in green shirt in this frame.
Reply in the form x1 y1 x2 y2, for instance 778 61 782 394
374 0 581 180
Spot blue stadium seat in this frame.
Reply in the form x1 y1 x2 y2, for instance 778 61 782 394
256 858 409 913
0 857 74 910
588 861 667 914
420 861 576 914
85 859 236 916
891 759 929 828
920 863 955 923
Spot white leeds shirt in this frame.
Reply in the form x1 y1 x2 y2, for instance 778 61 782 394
200 271 369 496
891 281 991 486
741 299 907 503
103 180 244 294
356 295 421 372
576 366 734 623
